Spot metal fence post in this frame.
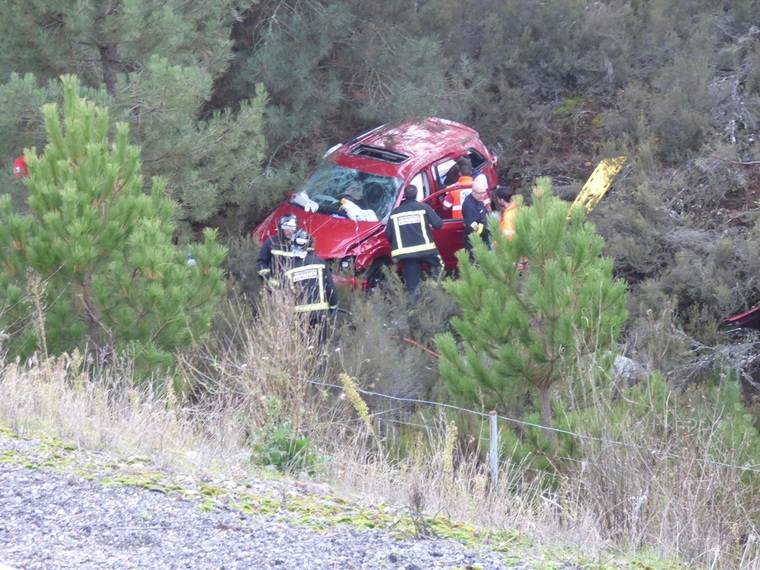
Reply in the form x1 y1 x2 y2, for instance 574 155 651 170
489 410 499 489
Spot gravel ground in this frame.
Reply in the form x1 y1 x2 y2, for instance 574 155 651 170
0 435 522 569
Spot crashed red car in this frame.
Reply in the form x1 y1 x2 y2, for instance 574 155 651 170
253 117 498 288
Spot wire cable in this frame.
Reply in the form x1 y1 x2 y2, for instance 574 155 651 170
308 379 760 474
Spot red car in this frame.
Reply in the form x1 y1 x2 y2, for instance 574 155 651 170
253 117 498 288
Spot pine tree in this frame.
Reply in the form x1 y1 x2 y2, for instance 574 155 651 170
436 177 628 441
0 76 226 371
0 1 268 233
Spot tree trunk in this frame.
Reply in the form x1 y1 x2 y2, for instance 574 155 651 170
538 386 557 446
95 2 120 97
97 42 118 96
74 277 111 349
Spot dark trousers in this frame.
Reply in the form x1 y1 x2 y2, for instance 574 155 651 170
307 311 330 345
465 231 491 262
400 252 442 294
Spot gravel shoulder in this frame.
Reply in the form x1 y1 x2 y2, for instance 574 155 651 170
0 432 527 570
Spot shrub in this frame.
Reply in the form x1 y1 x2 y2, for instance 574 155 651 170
252 416 318 474
334 274 457 408
563 371 760 565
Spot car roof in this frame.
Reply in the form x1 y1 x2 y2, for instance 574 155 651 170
331 117 481 180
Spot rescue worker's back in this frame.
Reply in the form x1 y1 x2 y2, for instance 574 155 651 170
386 189 443 259
386 185 443 295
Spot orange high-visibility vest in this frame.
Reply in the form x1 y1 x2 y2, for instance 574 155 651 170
442 175 473 219
500 200 519 240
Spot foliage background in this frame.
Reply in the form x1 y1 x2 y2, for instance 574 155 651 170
2 0 760 405
1 4 759 565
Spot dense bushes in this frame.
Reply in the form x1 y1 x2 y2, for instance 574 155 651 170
0 2 269 233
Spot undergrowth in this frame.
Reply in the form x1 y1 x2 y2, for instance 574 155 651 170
0 293 757 569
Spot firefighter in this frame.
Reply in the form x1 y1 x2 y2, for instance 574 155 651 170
284 229 337 338
386 184 443 295
462 174 491 257
441 156 473 219
256 214 299 284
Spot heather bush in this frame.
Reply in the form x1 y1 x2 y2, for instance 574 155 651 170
334 275 457 406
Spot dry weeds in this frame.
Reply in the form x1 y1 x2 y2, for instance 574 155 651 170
0 295 757 569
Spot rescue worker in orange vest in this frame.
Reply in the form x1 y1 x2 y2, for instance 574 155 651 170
493 185 527 270
386 184 443 296
493 185 520 240
441 156 473 219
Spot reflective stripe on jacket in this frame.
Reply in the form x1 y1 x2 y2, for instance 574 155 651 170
255 236 295 277
386 199 443 260
284 262 330 312
389 210 436 258
441 176 473 219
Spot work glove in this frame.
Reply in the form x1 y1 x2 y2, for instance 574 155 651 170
257 268 271 279
475 223 484 236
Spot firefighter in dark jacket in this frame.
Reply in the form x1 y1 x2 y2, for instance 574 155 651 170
256 214 299 285
462 174 491 257
385 184 443 295
284 230 338 337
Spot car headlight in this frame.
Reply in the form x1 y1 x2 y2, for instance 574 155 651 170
338 256 355 274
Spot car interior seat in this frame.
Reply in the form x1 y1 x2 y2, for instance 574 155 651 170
363 181 385 213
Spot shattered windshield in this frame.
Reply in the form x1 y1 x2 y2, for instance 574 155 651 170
294 163 402 221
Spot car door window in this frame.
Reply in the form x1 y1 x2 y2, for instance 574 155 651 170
433 158 458 189
467 149 486 173
435 151 485 188
409 170 431 202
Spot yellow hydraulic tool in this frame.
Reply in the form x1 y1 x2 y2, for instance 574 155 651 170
570 155 626 215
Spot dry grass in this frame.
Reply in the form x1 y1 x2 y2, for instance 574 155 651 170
180 289 339 437
0 353 247 475
558 355 760 569
562 397 760 568
0 295 758 569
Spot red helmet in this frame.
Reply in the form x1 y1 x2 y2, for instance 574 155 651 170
13 155 28 178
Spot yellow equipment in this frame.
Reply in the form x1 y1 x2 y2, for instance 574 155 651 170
570 156 626 214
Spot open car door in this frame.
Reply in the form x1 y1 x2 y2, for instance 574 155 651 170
423 185 468 270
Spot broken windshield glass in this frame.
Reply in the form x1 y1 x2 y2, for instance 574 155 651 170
293 163 402 221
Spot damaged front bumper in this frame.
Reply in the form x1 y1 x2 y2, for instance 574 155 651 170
330 256 371 289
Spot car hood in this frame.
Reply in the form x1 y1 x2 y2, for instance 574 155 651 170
256 203 384 260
